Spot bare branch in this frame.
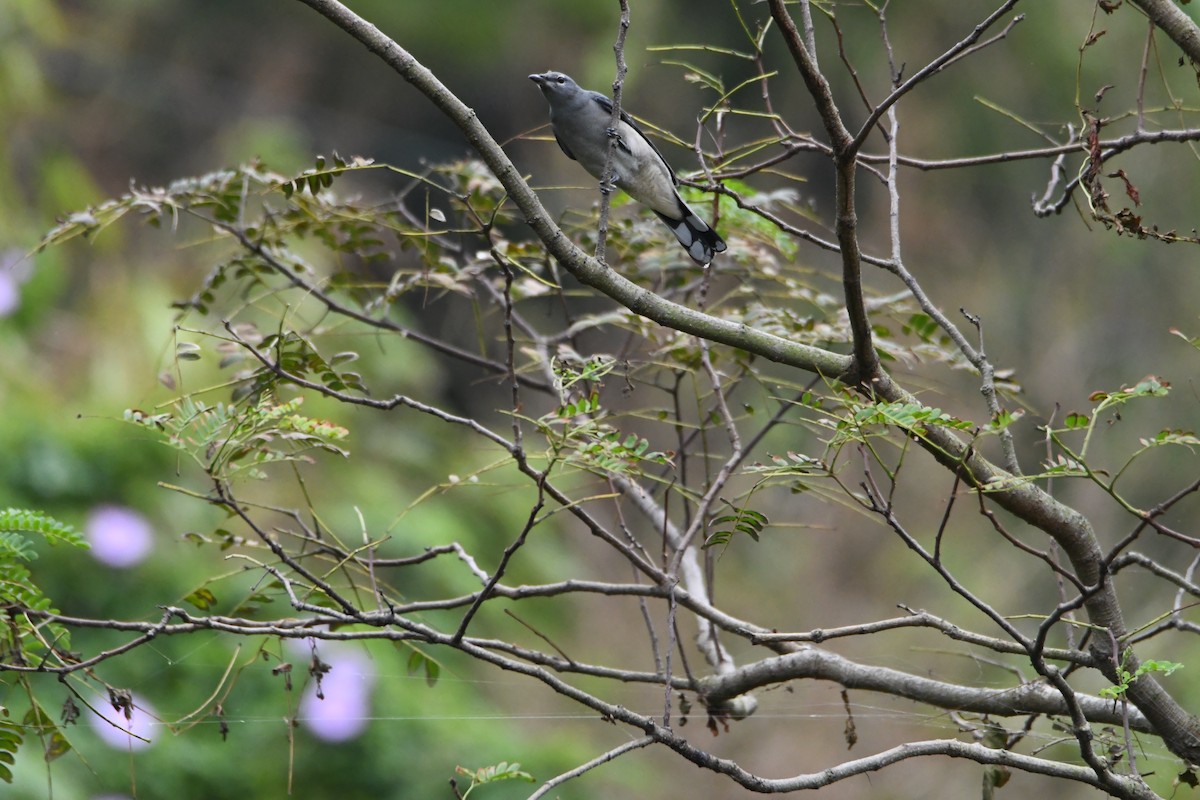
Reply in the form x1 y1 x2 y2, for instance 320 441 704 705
1129 0 1200 64
698 647 1155 734
526 737 654 800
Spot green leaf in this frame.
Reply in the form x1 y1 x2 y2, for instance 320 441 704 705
0 509 88 550
456 761 534 786
1064 412 1089 429
406 648 440 687
903 313 940 341
184 587 218 610
176 341 203 361
44 729 71 762
1143 430 1200 448
22 704 70 762
0 720 22 783
705 501 769 548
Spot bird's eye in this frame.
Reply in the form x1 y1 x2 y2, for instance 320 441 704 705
555 76 565 84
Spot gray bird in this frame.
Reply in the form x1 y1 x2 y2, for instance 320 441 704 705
529 71 726 265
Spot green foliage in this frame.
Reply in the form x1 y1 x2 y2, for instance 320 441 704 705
279 152 361 198
1140 430 1200 449
183 586 219 611
748 449 828 478
1086 375 1170 407
540 357 674 477
1035 375 1191 492
552 355 617 404
705 180 807 260
453 761 534 798
0 509 88 666
35 155 498 302
562 425 674 476
238 330 370 401
1098 652 1184 700
830 400 972 450
0 533 35 563
405 647 441 688
0 511 87 782
743 449 830 498
24 139 1192 799
851 401 973 434
124 393 348 481
902 313 942 343
1064 411 1090 429
0 704 68 787
556 392 602 419
705 499 769 548
0 509 87 550
548 398 674 475
22 702 70 764
988 408 1025 432
0 718 21 784
11 1 1200 795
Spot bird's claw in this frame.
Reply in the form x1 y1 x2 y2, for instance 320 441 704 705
605 127 626 150
598 171 621 195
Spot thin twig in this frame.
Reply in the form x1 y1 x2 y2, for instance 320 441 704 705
526 737 654 800
595 0 631 264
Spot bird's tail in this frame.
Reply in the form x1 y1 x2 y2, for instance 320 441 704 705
655 207 727 266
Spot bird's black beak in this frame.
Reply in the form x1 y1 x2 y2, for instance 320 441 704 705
528 73 548 86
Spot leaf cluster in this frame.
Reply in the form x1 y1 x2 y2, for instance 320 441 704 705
0 509 88 669
125 392 348 481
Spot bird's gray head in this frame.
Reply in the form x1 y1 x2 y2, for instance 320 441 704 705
529 71 582 102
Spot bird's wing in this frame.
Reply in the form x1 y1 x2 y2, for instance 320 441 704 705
552 132 576 162
586 91 679 187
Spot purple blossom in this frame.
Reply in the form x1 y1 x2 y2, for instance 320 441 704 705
295 645 376 742
85 505 154 568
87 692 157 751
0 250 27 318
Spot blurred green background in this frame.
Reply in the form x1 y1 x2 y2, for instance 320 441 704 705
2 1 1199 798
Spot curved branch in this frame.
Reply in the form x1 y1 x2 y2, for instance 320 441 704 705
849 2 1023 156
752 609 1090 665
768 0 876 385
293 0 850 383
201 216 555 395
528 737 654 800
289 0 1200 768
0 602 1144 740
697 647 1155 734
1130 0 1200 64
3 605 1158 797
444 621 1159 798
871 370 1200 763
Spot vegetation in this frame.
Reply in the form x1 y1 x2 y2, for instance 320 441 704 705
2 1 1200 798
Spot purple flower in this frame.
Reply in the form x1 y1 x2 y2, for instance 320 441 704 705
87 692 157 751
295 646 376 742
0 250 27 318
85 505 154 568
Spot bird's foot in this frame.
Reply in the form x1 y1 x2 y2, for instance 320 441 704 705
598 172 620 195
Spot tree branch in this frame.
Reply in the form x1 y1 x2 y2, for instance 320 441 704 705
292 0 849 382
1129 0 1200 64
284 0 1200 767
697 647 1155 734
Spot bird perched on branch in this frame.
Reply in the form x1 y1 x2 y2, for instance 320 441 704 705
529 71 726 266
